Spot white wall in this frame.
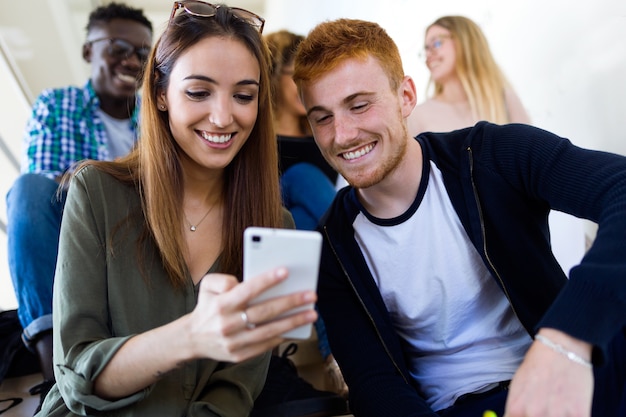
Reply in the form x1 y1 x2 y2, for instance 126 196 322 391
0 38 29 310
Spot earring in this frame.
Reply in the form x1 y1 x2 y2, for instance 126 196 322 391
159 104 166 111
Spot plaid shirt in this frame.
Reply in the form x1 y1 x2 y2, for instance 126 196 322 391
22 80 139 179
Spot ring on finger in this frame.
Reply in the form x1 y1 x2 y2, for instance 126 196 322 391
241 310 256 330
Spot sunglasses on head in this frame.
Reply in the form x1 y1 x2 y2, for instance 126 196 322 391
169 1 265 33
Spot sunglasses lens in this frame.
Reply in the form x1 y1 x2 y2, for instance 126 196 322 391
231 9 264 32
184 1 217 16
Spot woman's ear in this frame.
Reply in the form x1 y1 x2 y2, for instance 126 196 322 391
156 91 168 111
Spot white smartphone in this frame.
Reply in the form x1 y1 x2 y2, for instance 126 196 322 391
243 227 322 339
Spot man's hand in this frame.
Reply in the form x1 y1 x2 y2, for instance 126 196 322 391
504 328 593 417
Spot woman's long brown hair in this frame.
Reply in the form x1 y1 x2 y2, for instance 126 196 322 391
75 7 282 287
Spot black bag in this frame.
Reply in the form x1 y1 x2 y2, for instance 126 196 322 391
0 309 39 383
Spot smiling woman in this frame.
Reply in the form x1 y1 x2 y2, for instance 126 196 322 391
158 35 261 180
407 15 530 136
32 5 319 417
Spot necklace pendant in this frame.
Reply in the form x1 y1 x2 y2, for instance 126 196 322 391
190 225 197 232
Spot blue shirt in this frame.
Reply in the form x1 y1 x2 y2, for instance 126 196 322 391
22 80 139 179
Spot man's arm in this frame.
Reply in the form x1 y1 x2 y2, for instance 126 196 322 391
505 328 593 417
480 123 626 353
480 123 626 416
23 90 64 178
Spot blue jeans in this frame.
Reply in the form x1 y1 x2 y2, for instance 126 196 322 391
280 163 336 231
6 174 66 346
438 328 626 417
280 163 336 359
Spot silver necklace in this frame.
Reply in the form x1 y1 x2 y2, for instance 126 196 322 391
184 204 216 232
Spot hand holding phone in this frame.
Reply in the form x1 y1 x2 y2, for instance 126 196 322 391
243 227 322 339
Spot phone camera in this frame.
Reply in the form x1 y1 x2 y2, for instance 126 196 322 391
252 235 261 242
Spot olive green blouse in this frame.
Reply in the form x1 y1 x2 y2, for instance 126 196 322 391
38 165 292 417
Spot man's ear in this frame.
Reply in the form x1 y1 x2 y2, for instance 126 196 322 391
399 75 417 118
82 43 92 63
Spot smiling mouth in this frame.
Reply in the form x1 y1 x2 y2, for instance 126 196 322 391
116 73 137 84
200 131 233 144
341 143 375 161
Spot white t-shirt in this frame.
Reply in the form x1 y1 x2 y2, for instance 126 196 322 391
97 109 136 160
353 161 532 411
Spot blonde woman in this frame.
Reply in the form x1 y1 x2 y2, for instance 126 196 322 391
408 15 530 135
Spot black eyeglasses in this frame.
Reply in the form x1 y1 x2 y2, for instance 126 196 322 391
87 38 151 63
170 1 265 33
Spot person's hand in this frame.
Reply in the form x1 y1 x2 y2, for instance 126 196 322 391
186 267 317 362
504 328 593 417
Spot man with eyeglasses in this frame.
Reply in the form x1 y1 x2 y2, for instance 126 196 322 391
5 2 152 412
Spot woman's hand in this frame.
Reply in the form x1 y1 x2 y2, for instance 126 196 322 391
187 267 318 362
93 267 316 399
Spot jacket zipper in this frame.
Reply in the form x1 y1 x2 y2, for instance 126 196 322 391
322 225 411 385
322 146 525 386
466 146 522 322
